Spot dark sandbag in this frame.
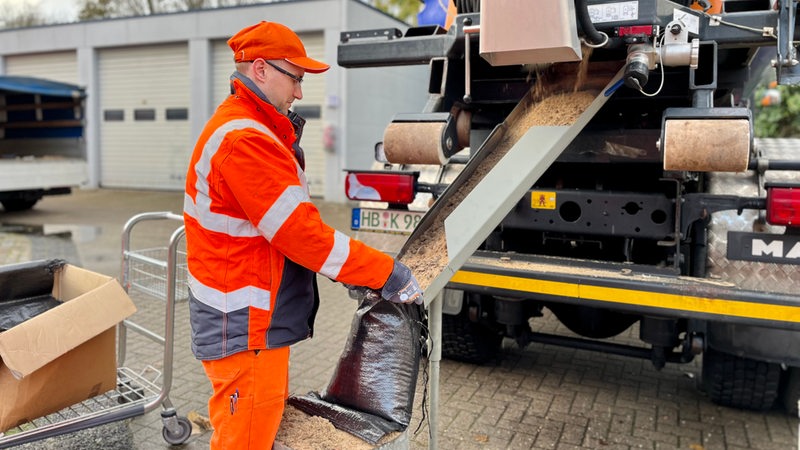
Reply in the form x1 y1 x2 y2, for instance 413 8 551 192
293 292 426 442
321 295 425 426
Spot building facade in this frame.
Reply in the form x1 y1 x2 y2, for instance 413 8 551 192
0 0 427 201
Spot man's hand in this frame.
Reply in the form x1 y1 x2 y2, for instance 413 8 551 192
343 283 382 301
381 261 424 305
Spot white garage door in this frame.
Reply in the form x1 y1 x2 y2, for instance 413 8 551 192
211 39 235 108
98 43 190 190
4 51 78 84
211 33 327 197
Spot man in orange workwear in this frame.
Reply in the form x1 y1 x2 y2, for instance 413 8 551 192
183 21 423 449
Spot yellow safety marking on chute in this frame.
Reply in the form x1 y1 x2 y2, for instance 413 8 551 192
450 270 800 323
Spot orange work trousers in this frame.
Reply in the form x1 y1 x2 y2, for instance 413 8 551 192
202 347 290 449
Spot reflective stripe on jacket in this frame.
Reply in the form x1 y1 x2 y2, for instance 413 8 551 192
184 75 394 360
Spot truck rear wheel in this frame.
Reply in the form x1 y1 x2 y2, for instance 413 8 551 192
442 308 502 364
780 367 800 415
702 347 781 411
1 199 38 212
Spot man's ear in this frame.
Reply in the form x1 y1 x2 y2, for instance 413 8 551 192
252 59 268 83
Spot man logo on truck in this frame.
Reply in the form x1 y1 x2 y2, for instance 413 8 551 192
728 232 800 264
752 238 800 259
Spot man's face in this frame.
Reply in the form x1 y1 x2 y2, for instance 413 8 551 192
253 59 304 115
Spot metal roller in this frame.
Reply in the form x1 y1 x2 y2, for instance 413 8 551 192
384 121 449 165
661 108 752 173
382 112 466 165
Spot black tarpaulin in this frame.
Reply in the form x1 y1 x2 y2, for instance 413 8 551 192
0 260 66 332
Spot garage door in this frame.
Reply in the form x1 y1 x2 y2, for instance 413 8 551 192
98 43 190 190
4 51 78 84
211 32 327 197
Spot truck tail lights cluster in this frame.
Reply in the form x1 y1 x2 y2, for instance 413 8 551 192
766 183 800 227
344 171 418 204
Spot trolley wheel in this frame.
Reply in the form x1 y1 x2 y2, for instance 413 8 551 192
162 416 192 445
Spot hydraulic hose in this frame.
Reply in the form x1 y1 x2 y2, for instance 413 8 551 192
575 0 608 46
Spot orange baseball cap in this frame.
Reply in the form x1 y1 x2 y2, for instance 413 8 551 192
228 21 330 73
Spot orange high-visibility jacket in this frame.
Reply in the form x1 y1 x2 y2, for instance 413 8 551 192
184 75 394 360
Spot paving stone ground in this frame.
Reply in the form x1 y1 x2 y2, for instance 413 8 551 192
0 188 797 450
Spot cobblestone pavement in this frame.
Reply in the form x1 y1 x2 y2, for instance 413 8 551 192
1 189 797 450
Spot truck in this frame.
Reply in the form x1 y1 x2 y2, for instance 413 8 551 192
338 0 800 414
0 76 87 212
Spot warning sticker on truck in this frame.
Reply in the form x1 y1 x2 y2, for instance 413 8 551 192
530 191 557 210
587 1 639 23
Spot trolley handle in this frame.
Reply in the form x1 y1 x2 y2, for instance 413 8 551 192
151 224 186 411
118 211 187 413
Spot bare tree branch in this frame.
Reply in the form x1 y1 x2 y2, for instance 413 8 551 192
0 2 45 28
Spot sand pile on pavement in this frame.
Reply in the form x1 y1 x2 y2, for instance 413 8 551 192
275 404 400 449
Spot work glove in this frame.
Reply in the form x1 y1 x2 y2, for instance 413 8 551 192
381 261 424 305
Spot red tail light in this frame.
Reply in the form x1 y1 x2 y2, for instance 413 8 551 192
345 171 418 204
766 184 800 227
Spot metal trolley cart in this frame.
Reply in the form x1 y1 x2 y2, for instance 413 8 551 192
0 211 192 448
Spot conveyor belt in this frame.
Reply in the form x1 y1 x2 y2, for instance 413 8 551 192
396 68 626 306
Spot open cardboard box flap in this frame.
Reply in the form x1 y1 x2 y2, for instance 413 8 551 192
0 264 136 379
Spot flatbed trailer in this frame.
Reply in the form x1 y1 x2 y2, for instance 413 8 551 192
0 76 87 211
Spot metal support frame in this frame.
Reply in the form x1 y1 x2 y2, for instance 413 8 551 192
418 69 623 450
427 293 443 450
777 0 800 84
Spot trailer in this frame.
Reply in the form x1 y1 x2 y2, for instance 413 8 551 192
0 76 87 212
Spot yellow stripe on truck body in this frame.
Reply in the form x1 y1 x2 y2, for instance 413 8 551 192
449 254 800 330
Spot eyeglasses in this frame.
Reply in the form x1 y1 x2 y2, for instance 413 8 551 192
264 60 304 85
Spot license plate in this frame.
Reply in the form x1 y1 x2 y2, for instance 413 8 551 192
351 208 424 234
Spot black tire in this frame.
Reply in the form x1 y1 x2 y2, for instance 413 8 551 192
780 366 800 415
441 310 502 364
162 416 193 445
1 198 38 212
702 347 781 411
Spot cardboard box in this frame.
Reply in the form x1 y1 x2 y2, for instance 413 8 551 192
0 260 137 432
479 0 582 66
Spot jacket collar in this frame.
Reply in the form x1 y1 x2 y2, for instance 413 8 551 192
229 72 296 149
